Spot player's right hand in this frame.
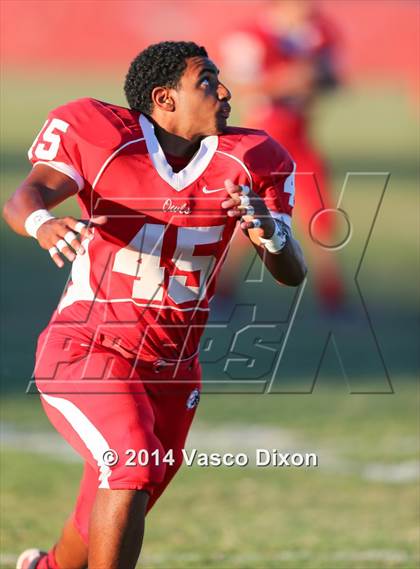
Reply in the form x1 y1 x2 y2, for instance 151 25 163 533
36 215 107 268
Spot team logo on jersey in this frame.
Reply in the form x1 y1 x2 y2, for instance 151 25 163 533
186 388 200 409
163 198 191 215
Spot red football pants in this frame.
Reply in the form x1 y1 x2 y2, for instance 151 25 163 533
35 328 201 545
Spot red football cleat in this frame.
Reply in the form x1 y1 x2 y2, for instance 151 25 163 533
16 549 47 569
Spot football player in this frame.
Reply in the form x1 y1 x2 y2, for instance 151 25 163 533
4 41 306 569
221 0 346 311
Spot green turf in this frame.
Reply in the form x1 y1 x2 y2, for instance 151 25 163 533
1 382 419 568
2 450 418 569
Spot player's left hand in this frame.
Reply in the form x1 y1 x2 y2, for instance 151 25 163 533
221 179 276 240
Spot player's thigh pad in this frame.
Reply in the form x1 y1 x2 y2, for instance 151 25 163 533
142 360 202 511
36 345 167 493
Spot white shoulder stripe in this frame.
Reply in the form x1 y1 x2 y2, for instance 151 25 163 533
215 150 253 190
216 151 293 227
91 138 145 189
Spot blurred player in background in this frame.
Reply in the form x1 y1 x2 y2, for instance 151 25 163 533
221 0 346 312
3 41 305 569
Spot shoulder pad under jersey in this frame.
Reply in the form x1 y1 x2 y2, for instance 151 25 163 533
50 98 141 149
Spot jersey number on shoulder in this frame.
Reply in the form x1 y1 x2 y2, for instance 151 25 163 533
28 118 70 161
112 223 224 305
284 168 295 208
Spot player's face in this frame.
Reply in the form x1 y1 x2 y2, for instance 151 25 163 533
175 57 231 138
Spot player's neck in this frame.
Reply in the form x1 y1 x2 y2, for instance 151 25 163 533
148 117 202 159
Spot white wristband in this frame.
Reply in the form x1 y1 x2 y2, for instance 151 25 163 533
259 219 288 254
24 209 55 238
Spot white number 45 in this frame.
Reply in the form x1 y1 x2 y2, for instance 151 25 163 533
28 118 70 161
113 223 224 305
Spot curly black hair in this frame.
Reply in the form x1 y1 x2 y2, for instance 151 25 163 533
124 41 208 115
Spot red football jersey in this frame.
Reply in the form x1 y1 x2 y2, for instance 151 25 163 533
221 10 338 102
29 98 295 362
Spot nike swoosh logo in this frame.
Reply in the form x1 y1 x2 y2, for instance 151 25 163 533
202 186 226 194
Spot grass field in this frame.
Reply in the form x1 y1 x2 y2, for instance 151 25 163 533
1 74 418 568
1 380 419 569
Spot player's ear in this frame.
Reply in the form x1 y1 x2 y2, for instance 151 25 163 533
151 87 175 112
